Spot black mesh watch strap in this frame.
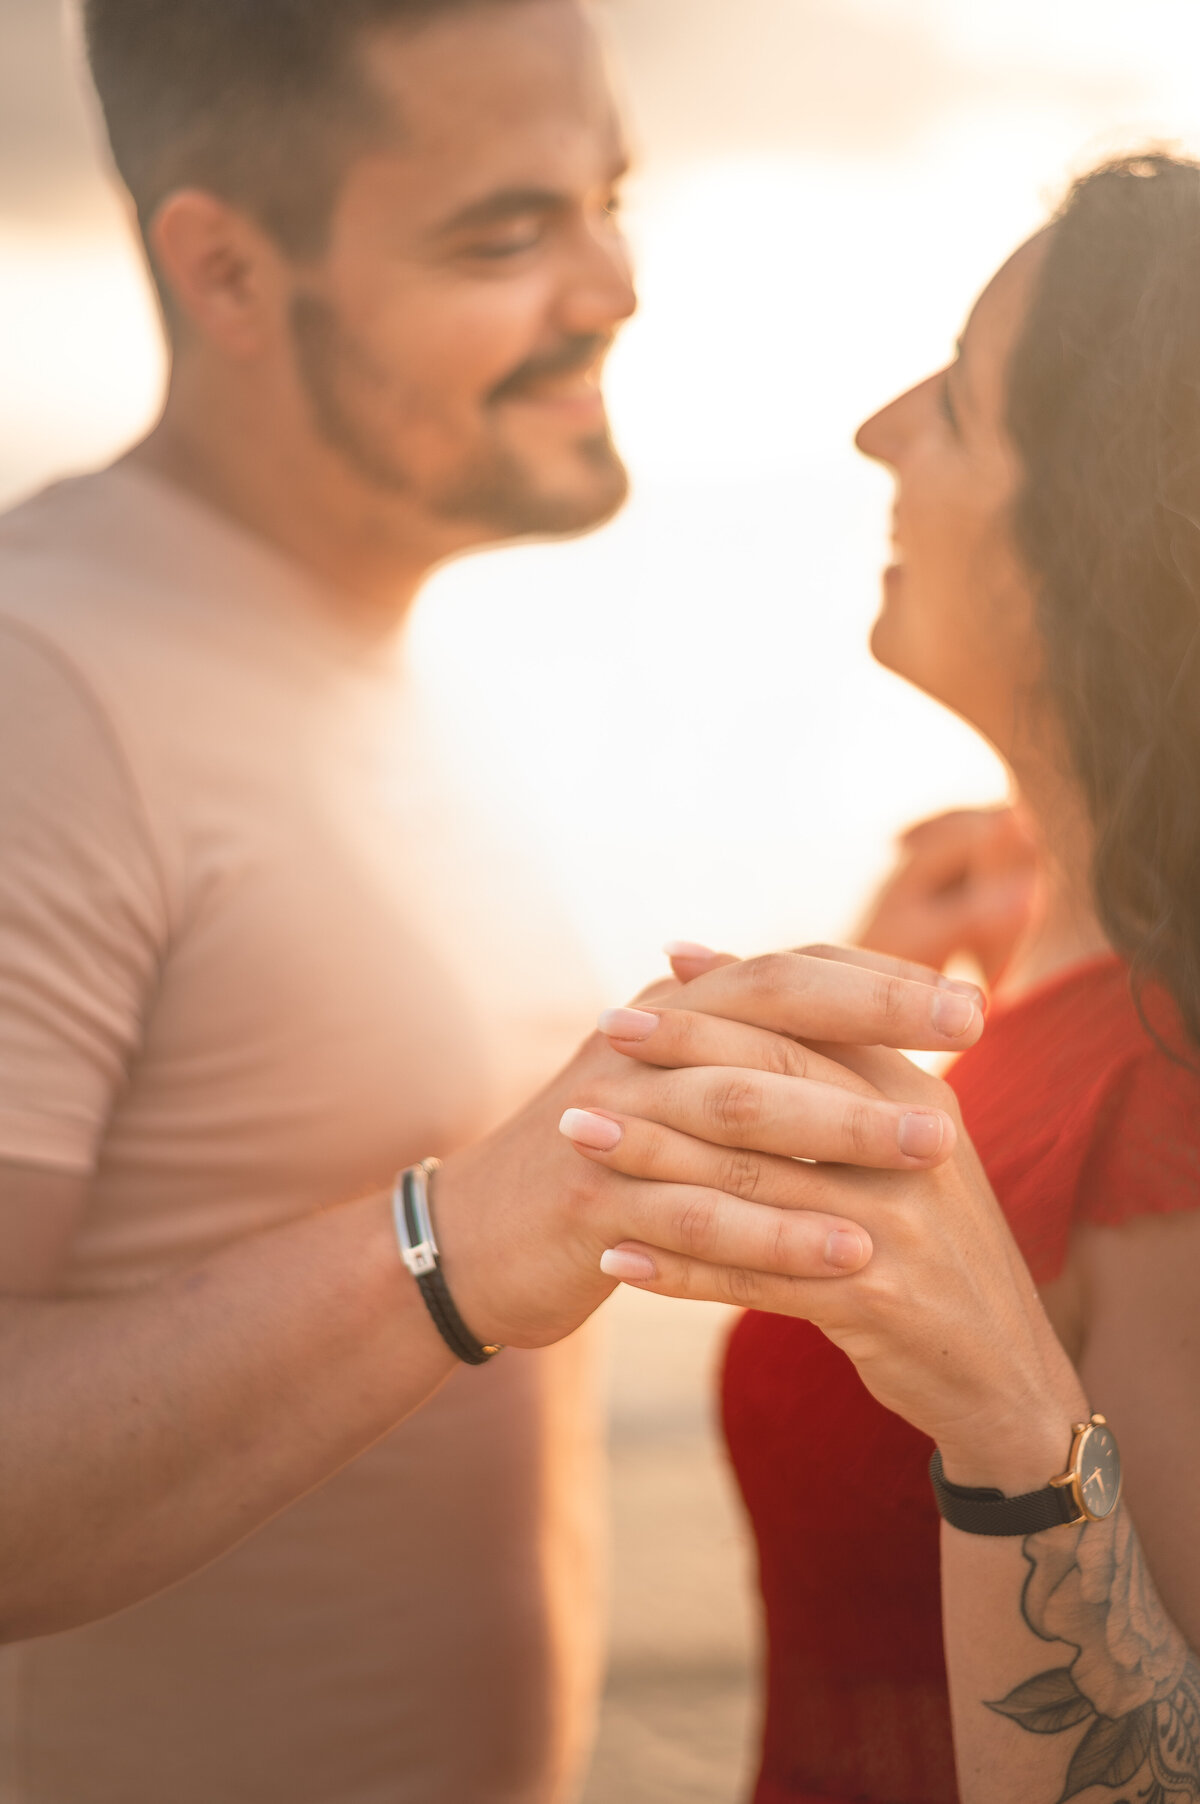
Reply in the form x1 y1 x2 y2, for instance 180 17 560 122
393 1162 503 1369
929 1449 1082 1536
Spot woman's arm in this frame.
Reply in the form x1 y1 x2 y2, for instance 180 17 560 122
855 806 1038 985
943 1210 1200 1804
944 1509 1200 1804
562 948 1200 1804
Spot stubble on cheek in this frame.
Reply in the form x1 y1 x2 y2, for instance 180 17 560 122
288 290 630 534
289 290 420 495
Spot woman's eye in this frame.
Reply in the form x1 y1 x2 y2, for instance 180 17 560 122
938 375 959 434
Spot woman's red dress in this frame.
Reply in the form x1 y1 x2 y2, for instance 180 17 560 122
721 956 1200 1804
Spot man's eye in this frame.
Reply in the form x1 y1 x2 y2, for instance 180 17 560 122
466 226 544 261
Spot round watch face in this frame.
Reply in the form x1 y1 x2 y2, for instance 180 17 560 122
1077 1422 1122 1521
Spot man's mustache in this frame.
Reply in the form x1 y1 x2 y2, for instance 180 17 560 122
488 335 612 404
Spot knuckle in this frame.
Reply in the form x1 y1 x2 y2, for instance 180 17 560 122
766 1036 809 1080
717 1148 764 1202
720 1264 762 1309
565 1164 604 1215
741 952 794 1001
844 1098 880 1162
668 1009 699 1057
672 1192 717 1258
859 1264 903 1316
872 972 909 1029
706 1074 763 1139
765 1211 799 1274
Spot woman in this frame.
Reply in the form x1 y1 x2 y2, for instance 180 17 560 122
561 153 1200 1803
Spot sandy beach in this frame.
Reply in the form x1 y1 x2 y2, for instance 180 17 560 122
583 1289 760 1803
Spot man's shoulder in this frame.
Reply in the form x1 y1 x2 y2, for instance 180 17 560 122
0 468 136 638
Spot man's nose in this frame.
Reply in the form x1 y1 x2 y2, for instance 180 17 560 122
559 222 638 336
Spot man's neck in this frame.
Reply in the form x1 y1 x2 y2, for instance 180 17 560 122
128 369 438 634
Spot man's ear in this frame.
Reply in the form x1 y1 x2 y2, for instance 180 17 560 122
148 190 288 358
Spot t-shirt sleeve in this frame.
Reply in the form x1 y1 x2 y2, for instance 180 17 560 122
1074 1042 1200 1228
0 620 166 1173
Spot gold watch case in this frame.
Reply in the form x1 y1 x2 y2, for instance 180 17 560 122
1049 1413 1123 1524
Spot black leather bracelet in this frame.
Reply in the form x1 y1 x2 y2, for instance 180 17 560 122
929 1448 1081 1536
393 1161 503 1368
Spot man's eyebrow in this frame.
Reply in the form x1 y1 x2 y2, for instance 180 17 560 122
434 161 631 237
435 187 569 236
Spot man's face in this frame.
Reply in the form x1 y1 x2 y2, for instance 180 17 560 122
286 0 636 544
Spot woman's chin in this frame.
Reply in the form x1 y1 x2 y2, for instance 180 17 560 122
869 607 905 678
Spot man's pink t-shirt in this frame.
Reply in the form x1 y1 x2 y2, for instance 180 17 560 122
0 464 604 1804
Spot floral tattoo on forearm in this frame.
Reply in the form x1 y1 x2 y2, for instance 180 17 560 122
989 1507 1200 1802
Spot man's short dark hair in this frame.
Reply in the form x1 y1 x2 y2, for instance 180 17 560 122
83 0 519 258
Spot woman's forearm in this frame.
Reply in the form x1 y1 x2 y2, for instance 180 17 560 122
943 1505 1200 1804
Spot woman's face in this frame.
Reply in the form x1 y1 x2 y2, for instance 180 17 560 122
856 235 1049 760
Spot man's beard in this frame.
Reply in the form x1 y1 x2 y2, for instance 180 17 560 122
289 292 629 537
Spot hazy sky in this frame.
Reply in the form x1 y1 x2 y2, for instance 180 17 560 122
0 0 1176 229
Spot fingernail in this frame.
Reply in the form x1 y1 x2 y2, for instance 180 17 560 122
663 940 717 960
825 1229 867 1271
559 1109 623 1151
598 1007 660 1042
932 990 979 1038
938 975 984 1002
601 1248 658 1282
898 1110 945 1160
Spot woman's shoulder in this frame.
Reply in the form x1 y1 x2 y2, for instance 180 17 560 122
947 955 1200 1276
1073 978 1200 1229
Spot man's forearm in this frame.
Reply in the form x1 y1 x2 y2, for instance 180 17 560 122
0 1190 455 1640
944 1507 1200 1804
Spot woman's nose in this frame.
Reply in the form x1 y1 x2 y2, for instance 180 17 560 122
856 375 937 467
855 404 895 466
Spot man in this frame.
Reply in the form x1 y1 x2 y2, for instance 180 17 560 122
0 3 976 1799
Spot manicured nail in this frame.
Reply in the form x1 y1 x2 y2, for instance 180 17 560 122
663 940 717 960
825 1229 867 1271
897 1110 945 1160
932 990 979 1038
601 1248 658 1282
598 1007 660 1042
559 1109 623 1152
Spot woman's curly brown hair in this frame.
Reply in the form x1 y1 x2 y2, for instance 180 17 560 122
1007 152 1200 1051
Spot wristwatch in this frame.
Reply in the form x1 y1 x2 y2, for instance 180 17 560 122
929 1414 1122 1536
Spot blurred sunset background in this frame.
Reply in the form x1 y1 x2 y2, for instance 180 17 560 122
6 0 1200 990
4 2 1200 1796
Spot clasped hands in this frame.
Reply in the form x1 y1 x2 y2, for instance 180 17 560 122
557 943 1086 1488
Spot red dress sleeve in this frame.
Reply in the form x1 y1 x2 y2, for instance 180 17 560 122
1073 1033 1200 1227
946 958 1200 1283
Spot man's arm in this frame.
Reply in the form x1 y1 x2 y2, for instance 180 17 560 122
0 956 972 1642
0 1164 455 1639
